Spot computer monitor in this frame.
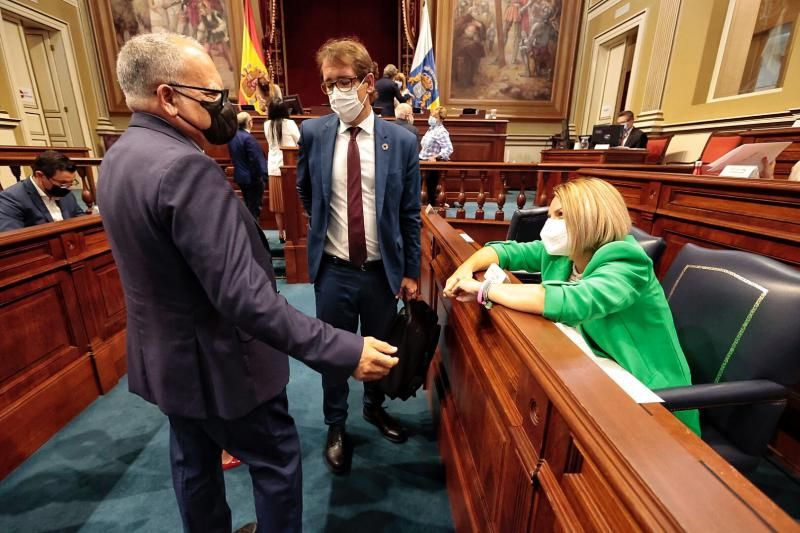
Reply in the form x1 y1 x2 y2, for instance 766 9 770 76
462 108 478 115
591 124 623 147
239 104 255 111
283 94 303 115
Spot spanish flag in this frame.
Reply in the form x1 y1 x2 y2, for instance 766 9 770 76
238 0 269 114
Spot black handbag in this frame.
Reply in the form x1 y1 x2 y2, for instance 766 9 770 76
378 299 441 400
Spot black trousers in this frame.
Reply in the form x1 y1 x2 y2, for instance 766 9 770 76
314 260 397 425
239 178 265 220
425 170 441 206
168 390 301 533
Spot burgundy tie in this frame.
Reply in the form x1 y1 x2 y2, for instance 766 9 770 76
347 127 367 266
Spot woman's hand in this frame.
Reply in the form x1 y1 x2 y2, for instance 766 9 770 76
450 278 481 302
443 265 476 298
427 156 437 162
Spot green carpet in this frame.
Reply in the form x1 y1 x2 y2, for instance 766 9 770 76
0 281 454 533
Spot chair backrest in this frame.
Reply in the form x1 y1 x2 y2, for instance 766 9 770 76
700 132 742 163
506 207 549 242
629 226 665 265
662 244 800 457
645 135 673 164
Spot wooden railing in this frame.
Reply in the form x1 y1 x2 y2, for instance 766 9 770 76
0 217 126 479
420 209 797 531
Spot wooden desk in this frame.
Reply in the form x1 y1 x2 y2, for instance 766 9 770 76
0 217 126 479
739 127 800 180
420 210 796 531
541 148 649 165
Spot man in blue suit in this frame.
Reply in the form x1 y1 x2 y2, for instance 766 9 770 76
297 38 421 475
0 150 85 232
99 33 399 533
227 112 267 219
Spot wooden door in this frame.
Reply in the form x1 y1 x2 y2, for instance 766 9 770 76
24 28 73 147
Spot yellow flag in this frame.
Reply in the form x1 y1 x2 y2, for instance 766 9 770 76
239 0 269 115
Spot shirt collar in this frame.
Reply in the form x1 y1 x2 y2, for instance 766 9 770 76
338 111 375 136
29 175 51 200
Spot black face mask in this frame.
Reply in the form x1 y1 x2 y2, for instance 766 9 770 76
46 178 72 198
169 83 238 145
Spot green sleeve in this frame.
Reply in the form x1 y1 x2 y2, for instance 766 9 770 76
486 240 546 272
542 248 650 326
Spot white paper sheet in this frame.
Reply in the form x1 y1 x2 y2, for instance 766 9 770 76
459 232 475 243
704 141 791 174
554 323 663 404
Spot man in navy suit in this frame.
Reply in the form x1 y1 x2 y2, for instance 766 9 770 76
617 110 648 149
227 112 267 219
99 33 398 533
0 150 85 232
297 38 421 475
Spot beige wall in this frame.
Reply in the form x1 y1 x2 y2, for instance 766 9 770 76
0 0 108 155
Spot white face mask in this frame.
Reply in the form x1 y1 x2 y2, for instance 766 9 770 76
329 78 367 124
540 218 571 256
395 80 402 89
428 116 438 127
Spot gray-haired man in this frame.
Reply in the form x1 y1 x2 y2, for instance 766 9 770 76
98 33 398 533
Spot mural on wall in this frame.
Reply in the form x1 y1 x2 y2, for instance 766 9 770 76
108 0 236 92
439 0 577 118
451 0 562 101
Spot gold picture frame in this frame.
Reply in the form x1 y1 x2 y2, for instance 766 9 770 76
89 0 242 115
435 0 580 119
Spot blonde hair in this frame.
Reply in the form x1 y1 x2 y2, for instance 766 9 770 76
432 106 448 120
553 178 631 256
394 72 406 86
383 64 398 77
316 38 373 80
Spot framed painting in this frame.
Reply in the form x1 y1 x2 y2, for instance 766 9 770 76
435 0 580 119
89 0 242 114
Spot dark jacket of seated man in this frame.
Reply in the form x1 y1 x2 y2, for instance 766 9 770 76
0 150 85 232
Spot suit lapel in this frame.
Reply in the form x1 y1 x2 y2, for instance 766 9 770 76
320 114 338 204
23 178 53 222
374 118 389 222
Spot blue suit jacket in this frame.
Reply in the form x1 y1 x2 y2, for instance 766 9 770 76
98 113 362 419
296 113 421 294
227 128 267 186
0 177 85 232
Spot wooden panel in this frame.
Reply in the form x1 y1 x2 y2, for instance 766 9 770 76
0 217 126 478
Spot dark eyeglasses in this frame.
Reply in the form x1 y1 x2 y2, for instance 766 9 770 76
320 77 364 95
165 83 228 103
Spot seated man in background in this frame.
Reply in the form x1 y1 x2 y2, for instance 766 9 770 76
616 110 648 149
394 103 418 138
0 150 85 232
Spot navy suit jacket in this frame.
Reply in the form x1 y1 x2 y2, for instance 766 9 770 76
0 177 84 232
98 112 362 419
296 113 421 294
227 128 267 186
374 76 410 118
623 127 648 149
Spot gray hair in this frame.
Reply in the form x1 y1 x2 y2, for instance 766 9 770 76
116 33 201 110
383 64 398 78
237 112 251 129
395 103 412 120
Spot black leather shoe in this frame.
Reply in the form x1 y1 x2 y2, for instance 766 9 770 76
324 424 351 475
363 406 407 443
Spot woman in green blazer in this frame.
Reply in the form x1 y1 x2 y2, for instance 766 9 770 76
443 178 700 434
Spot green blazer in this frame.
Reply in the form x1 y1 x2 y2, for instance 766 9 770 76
488 236 700 435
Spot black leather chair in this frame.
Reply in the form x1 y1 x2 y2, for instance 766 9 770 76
656 244 800 472
629 226 666 265
506 208 548 283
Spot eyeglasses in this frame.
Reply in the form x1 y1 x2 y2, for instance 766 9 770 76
320 76 364 95
166 82 228 103
49 176 80 188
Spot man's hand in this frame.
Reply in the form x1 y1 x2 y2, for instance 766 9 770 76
353 337 399 381
397 277 418 300
443 264 474 298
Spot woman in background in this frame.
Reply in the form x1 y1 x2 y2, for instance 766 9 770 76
443 178 700 435
393 72 411 108
264 100 300 242
419 106 453 207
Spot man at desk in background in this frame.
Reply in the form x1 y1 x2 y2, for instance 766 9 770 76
394 103 418 138
616 110 648 149
0 150 85 232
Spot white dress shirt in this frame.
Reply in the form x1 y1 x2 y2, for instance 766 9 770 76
324 112 381 262
30 176 63 222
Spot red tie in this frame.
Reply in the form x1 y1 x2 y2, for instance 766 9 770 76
347 127 367 266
